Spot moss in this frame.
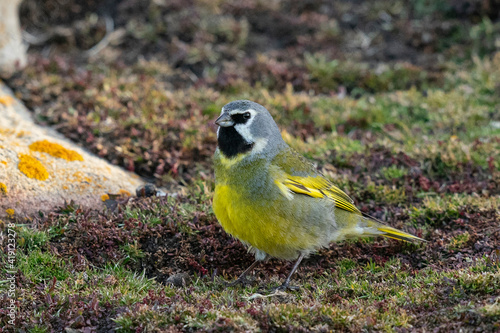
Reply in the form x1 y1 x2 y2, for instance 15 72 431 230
448 232 471 250
18 249 71 283
29 140 84 161
380 165 408 180
481 301 500 317
18 154 49 180
0 182 7 195
17 227 50 251
304 54 431 93
364 181 407 205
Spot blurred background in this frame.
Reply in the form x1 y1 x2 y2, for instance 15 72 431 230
4 0 500 188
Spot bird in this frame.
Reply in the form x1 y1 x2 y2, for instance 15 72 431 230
213 100 424 291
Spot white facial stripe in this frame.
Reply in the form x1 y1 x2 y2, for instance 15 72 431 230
233 109 257 143
228 109 256 116
228 109 242 115
234 123 252 142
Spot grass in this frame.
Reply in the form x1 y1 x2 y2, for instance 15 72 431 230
104 255 499 332
1 180 498 331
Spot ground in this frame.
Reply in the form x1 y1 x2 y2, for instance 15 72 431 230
1 0 499 332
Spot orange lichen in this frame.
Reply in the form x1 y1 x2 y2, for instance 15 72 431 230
101 194 110 201
0 129 16 136
0 161 6 165
6 209 14 217
16 131 29 138
29 140 84 161
0 183 7 195
63 185 69 190
71 171 92 183
18 154 49 181
0 95 14 106
118 189 131 196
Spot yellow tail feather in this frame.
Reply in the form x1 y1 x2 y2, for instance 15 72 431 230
377 226 425 242
364 217 426 242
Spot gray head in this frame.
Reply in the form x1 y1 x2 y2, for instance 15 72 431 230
215 100 286 158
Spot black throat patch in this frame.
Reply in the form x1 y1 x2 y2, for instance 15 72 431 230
218 126 254 158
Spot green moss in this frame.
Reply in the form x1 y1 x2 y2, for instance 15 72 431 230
305 54 432 93
364 181 407 205
410 194 499 226
18 250 71 283
27 326 49 333
121 241 146 263
447 232 471 251
95 264 156 305
457 271 500 295
380 165 408 180
17 227 49 252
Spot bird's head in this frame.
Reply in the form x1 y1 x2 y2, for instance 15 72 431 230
215 100 285 158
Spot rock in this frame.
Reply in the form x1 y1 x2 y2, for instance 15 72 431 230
136 183 157 197
0 0 27 78
0 82 143 218
166 272 191 287
64 328 82 333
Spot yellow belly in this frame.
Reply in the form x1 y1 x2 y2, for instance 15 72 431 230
213 184 322 260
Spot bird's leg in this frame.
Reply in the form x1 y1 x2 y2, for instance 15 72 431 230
225 260 260 287
273 253 305 292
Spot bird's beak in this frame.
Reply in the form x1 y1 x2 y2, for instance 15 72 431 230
215 113 234 127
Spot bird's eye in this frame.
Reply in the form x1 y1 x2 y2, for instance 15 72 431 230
243 112 251 119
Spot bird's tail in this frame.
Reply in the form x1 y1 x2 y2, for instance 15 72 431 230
333 209 425 242
362 216 425 242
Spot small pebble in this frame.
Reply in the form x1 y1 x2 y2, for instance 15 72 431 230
166 272 191 287
136 183 157 197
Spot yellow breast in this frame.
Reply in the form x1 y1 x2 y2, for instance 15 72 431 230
213 184 322 260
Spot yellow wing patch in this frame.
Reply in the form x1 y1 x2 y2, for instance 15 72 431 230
274 179 294 200
282 175 361 214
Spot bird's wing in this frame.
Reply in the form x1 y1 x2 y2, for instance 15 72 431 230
271 146 360 214
271 148 425 242
281 174 361 214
